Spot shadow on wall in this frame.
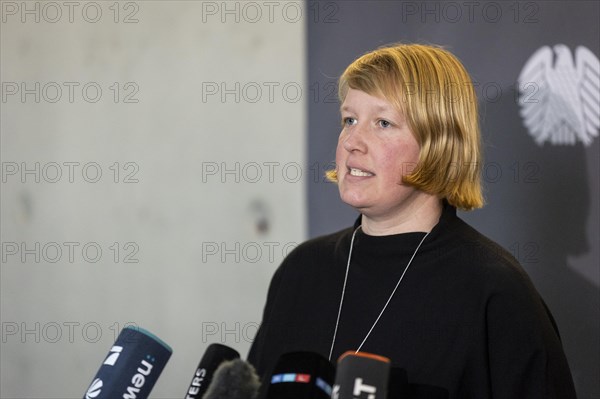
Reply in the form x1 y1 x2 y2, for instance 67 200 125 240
476 86 599 398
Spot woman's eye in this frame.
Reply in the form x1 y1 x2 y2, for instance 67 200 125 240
378 120 391 128
343 117 356 126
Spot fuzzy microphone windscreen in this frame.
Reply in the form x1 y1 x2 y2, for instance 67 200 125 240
202 359 261 399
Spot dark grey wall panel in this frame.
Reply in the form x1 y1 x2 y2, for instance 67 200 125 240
307 1 599 397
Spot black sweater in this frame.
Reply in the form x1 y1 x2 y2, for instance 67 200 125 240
248 203 576 398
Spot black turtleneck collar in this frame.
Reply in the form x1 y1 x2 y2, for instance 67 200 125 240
351 200 457 235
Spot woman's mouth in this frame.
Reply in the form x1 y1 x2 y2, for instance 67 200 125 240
349 168 374 177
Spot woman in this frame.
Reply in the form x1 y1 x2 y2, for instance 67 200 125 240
248 44 576 398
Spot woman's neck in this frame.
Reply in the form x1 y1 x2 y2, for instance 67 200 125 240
360 197 443 236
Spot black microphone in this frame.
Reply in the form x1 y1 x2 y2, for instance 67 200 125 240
184 343 240 399
332 351 391 399
202 358 261 399
83 326 172 399
264 351 335 398
387 367 409 399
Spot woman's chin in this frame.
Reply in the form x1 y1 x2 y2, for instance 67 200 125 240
338 192 370 210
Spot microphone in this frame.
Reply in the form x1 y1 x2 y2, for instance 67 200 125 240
264 351 335 399
184 343 240 399
332 351 391 399
387 367 409 399
202 359 261 399
83 326 172 399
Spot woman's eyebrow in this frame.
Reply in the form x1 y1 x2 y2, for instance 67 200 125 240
340 104 393 113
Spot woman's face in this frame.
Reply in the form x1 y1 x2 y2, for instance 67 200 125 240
336 88 424 220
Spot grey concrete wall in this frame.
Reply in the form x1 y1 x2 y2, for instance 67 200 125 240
1 1 306 397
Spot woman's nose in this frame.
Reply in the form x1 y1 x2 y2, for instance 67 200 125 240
342 125 368 153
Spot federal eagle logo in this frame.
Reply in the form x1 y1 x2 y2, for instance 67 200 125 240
518 45 600 146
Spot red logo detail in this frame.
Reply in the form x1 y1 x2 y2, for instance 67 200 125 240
295 374 311 383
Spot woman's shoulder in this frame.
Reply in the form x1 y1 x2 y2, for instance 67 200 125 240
280 225 354 267
440 214 540 294
434 214 557 338
263 225 355 294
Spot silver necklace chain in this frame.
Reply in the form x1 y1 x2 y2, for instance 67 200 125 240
328 225 430 361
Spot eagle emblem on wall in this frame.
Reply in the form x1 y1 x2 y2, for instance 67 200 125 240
518 45 600 146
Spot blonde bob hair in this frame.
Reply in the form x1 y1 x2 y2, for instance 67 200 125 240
327 43 484 210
